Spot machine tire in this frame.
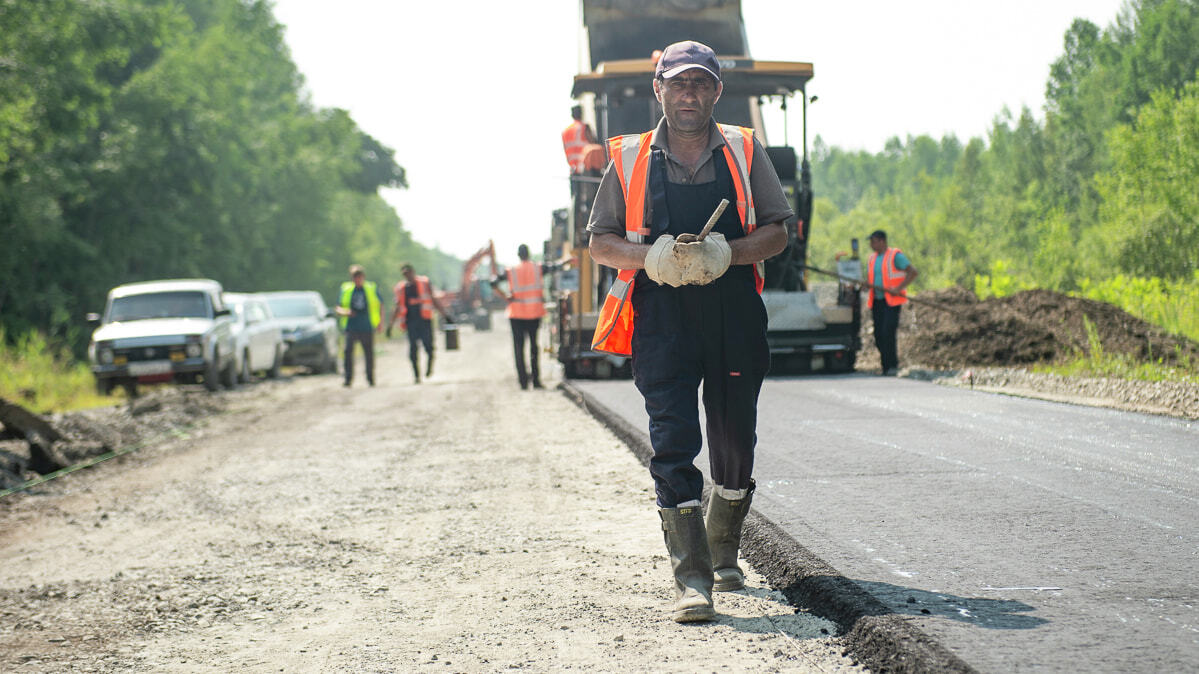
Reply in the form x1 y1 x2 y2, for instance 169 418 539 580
122 381 139 399
268 346 282 379
95 378 114 396
220 355 238 389
204 353 222 392
238 350 252 384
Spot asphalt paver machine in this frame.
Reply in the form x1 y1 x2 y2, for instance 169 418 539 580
549 0 860 378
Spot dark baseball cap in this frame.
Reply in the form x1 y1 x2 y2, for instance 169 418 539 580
654 40 720 81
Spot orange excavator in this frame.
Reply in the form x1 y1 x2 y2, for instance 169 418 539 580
444 241 501 330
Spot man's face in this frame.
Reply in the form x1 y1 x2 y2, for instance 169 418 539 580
869 237 887 254
654 69 722 135
402 268 415 282
352 272 365 287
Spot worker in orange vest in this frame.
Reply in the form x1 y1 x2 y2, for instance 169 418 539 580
386 264 452 384
586 41 792 623
491 244 568 390
865 230 918 376
562 105 598 175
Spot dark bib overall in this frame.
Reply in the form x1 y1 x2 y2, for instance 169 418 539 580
630 149 770 508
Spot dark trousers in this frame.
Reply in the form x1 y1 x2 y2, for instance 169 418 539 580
344 330 374 384
630 275 769 508
871 301 902 372
407 319 434 378
510 318 541 388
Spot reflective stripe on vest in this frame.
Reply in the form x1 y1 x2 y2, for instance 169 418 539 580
394 277 433 329
339 281 381 329
866 248 908 308
562 121 589 173
506 261 545 319
591 124 762 356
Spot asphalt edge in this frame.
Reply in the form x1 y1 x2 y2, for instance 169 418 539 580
560 380 976 674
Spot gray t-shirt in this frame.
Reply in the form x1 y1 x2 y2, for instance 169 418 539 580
586 117 795 238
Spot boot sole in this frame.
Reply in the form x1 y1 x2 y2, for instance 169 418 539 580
713 579 745 592
672 606 716 623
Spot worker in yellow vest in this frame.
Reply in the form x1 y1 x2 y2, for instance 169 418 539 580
387 264 452 384
491 244 568 390
587 41 792 623
335 264 384 387
865 230 918 376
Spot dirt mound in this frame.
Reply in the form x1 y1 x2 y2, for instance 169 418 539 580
892 287 1199 369
1 388 225 492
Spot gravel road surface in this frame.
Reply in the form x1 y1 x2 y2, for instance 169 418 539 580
0 325 860 673
571 373 1198 672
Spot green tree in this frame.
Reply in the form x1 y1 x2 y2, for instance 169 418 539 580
1097 81 1199 279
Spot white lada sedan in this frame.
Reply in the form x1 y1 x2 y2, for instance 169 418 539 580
87 279 237 397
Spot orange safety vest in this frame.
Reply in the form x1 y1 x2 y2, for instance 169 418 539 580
562 120 590 173
506 261 545 319
394 276 434 329
591 124 764 357
866 247 909 308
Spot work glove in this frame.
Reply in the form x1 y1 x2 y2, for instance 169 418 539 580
643 234 686 287
675 232 732 286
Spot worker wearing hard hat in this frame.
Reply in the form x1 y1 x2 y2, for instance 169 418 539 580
587 41 793 623
386 264 453 384
866 230 918 376
491 244 570 390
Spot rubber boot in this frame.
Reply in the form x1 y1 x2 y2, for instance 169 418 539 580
659 506 715 623
706 480 755 592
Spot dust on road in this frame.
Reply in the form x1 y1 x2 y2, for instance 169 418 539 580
0 323 860 672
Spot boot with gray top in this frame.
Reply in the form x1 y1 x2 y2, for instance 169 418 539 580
658 506 715 623
706 480 755 592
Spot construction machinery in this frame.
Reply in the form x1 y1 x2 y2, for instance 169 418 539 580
444 240 502 330
548 0 860 378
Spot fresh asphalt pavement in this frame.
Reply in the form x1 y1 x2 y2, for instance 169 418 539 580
570 372 1198 672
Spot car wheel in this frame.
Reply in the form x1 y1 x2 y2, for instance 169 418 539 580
321 346 338 375
238 350 252 384
220 354 238 389
95 378 114 396
122 381 139 399
268 346 282 379
204 352 222 392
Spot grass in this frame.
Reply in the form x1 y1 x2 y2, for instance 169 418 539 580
0 329 120 414
1033 317 1199 384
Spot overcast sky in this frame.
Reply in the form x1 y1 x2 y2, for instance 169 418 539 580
271 0 1127 263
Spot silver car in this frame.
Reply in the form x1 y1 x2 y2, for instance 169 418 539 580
224 292 285 382
87 279 236 396
261 291 340 374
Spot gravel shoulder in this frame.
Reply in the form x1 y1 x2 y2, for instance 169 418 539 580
0 325 860 673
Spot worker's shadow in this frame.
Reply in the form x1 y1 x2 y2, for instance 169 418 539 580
848 579 1048 629
709 579 1046 635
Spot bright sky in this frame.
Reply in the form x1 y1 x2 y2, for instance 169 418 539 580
272 0 1127 263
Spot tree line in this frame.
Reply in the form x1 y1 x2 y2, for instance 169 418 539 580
807 0 1199 339
0 0 458 355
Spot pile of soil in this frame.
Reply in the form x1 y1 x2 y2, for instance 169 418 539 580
888 287 1199 370
1 388 225 491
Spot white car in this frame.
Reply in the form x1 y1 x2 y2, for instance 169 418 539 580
223 292 285 383
87 279 236 396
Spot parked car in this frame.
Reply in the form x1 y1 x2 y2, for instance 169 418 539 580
87 279 236 396
260 291 339 374
223 292 285 383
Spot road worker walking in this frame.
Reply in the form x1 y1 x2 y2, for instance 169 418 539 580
491 244 568 390
587 41 793 622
